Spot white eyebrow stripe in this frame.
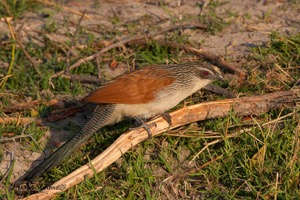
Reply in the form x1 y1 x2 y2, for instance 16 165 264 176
196 67 216 74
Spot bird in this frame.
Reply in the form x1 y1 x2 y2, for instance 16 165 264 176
16 61 224 185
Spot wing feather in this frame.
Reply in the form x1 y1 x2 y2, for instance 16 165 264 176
83 66 175 104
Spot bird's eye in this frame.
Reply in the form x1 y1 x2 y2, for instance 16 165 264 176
202 71 210 76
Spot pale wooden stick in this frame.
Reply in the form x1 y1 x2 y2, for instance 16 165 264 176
23 90 300 200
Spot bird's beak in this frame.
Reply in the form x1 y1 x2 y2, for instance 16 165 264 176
215 74 225 81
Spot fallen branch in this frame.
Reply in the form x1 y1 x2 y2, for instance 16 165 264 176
50 22 207 79
60 74 100 83
128 39 247 82
2 99 64 113
22 90 300 200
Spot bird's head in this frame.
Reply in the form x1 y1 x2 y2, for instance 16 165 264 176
193 62 225 82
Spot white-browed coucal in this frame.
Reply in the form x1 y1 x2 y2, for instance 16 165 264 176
18 61 224 183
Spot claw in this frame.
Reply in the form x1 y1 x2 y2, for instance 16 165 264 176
133 117 156 139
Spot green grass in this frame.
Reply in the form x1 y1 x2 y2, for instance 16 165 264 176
0 1 300 199
0 0 40 18
197 0 232 34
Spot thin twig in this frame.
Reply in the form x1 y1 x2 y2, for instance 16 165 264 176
0 120 40 147
35 0 91 19
262 110 297 126
21 122 40 147
66 10 86 74
189 139 221 164
43 33 78 56
0 134 35 142
14 34 42 76
163 131 233 139
163 155 223 182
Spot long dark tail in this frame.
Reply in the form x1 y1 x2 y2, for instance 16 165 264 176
17 104 117 184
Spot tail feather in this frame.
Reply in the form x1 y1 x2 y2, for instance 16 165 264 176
23 137 86 182
17 104 117 184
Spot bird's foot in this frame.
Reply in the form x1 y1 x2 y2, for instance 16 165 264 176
13 180 38 196
131 117 156 139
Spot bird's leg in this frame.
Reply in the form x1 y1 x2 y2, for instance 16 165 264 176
147 113 172 128
160 113 172 128
131 113 172 138
132 117 157 139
